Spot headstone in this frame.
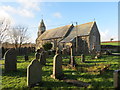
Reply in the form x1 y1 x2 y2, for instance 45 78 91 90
4 48 17 72
39 48 44 53
24 47 29 61
62 48 67 55
27 59 42 87
81 54 85 62
51 49 64 79
113 70 120 89
2 47 5 58
24 55 29 61
69 45 76 67
70 56 76 67
0 44 2 60
40 51 46 65
35 49 40 59
91 45 96 59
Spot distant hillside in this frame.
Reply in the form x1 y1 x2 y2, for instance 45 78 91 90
101 41 120 46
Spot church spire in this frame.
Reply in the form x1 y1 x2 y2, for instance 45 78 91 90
38 19 46 36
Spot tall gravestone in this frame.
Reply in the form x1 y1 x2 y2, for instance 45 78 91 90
27 59 42 87
2 47 5 58
81 54 85 63
35 49 41 59
69 45 76 67
51 49 64 79
40 51 46 65
113 70 120 89
24 47 29 61
0 44 2 60
4 48 17 72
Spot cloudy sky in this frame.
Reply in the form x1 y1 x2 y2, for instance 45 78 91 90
0 0 118 43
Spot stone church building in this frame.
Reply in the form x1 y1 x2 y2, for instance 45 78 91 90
36 19 101 54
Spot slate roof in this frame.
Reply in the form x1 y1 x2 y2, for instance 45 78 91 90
38 25 72 40
61 21 95 43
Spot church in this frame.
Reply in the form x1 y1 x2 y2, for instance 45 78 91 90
36 19 101 54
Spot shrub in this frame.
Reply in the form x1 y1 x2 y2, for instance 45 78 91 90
43 42 52 51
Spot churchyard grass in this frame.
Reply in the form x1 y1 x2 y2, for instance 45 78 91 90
101 42 120 46
0 53 119 89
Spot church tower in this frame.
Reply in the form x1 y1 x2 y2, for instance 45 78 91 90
38 19 46 36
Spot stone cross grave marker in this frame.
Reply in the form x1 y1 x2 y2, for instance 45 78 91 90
27 59 42 87
51 49 64 79
4 48 17 72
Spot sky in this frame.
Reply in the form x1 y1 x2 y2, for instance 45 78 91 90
0 1 119 43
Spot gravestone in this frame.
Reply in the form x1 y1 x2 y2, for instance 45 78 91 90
35 49 41 59
113 70 120 89
2 47 5 58
69 45 76 67
40 51 46 65
24 55 29 61
4 48 17 72
27 59 42 87
39 48 44 53
81 54 85 63
62 48 67 55
51 49 64 79
0 44 2 60
24 47 29 61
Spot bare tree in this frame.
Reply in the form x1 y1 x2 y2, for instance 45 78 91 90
8 25 30 48
0 18 10 44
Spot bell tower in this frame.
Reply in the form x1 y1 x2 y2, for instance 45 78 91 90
38 19 46 36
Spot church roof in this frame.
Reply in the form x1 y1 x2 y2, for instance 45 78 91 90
61 21 95 43
38 25 72 40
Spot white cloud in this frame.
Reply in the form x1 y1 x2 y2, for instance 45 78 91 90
0 1 41 18
0 5 34 18
0 10 15 25
100 29 118 41
53 12 62 18
19 9 34 17
17 0 41 11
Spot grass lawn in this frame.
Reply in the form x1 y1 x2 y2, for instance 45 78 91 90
101 42 120 46
0 53 120 89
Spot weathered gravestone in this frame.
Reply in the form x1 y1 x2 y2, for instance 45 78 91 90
51 49 64 79
24 55 29 61
24 47 29 61
2 47 5 58
0 44 2 60
27 59 42 87
4 48 17 72
69 45 76 67
39 48 44 53
35 49 40 59
113 70 120 89
40 51 46 65
62 48 67 55
81 54 85 63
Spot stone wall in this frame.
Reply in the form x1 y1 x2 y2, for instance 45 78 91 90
89 22 101 52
